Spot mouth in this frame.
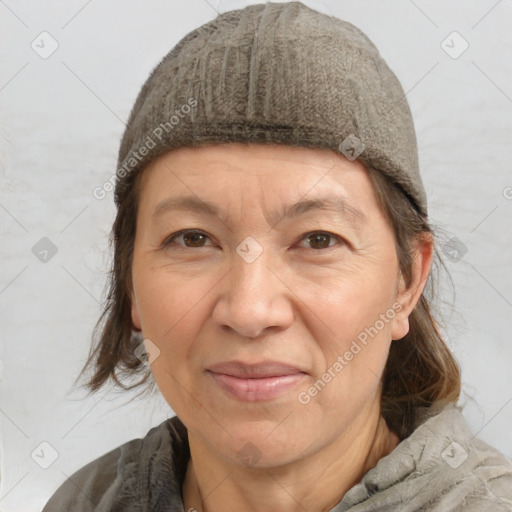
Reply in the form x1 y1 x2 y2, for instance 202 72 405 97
206 360 307 402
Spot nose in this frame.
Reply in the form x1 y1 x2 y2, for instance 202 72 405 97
211 251 294 338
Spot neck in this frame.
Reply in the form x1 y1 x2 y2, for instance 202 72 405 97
182 402 399 512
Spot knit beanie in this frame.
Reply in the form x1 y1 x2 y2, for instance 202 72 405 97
114 1 427 217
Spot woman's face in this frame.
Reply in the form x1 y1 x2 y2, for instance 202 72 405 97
130 143 418 466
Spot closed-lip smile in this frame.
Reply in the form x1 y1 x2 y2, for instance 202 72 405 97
206 360 307 401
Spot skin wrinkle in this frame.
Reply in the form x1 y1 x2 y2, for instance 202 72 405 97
129 143 432 512
151 193 368 232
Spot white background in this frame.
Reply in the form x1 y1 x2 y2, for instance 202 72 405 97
1 1 511 510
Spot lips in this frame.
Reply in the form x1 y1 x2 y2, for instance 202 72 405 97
206 360 307 401
207 360 306 378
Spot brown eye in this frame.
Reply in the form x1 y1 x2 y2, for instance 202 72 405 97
163 230 213 249
182 231 208 247
300 232 342 250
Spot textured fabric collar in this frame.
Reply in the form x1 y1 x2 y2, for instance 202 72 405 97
107 403 512 511
109 415 190 511
331 402 512 511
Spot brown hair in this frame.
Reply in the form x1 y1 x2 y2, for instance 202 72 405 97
365 165 461 438
75 149 461 439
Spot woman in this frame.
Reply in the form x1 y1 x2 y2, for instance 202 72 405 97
43 2 512 511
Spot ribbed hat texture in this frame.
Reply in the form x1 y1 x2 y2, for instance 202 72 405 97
115 1 427 216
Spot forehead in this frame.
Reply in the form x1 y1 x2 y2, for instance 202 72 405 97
140 143 369 189
135 143 380 224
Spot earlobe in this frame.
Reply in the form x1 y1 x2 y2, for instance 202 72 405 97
130 293 142 331
391 312 410 341
391 234 434 341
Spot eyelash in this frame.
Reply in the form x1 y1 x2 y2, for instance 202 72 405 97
161 229 345 251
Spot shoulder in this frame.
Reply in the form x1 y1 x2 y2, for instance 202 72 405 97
345 403 512 511
404 403 512 510
41 442 127 511
426 404 512 510
41 416 188 511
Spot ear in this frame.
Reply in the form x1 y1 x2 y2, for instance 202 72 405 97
391 233 434 341
129 288 142 332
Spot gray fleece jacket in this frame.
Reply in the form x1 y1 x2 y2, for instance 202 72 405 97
42 403 512 511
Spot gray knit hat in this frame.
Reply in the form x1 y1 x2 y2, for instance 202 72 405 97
115 1 427 216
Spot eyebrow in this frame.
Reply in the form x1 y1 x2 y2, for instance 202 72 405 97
152 194 367 227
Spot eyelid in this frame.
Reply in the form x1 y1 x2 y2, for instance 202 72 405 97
162 229 346 251
162 229 214 248
294 231 346 249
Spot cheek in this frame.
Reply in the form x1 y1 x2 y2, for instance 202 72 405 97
297 263 397 347
132 263 219 392
133 266 218 414
133 261 212 338
292 264 397 406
